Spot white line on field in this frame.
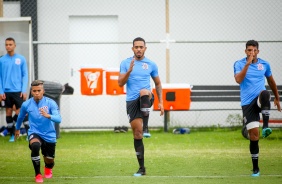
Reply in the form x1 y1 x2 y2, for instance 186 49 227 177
0 175 282 179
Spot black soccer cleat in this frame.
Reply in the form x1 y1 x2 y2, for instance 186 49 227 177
133 167 146 176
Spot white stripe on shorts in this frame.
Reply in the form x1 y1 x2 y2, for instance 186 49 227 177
246 121 260 130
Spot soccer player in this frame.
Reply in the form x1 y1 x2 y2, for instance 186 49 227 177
0 37 28 142
118 37 164 176
15 80 62 183
233 40 281 177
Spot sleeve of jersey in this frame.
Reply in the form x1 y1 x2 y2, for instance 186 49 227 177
49 101 62 123
119 60 127 74
265 62 272 77
21 58 29 93
233 61 241 75
16 103 28 130
151 63 159 77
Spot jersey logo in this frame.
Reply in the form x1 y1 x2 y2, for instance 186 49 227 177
15 58 21 65
142 63 148 70
257 63 264 70
39 106 49 113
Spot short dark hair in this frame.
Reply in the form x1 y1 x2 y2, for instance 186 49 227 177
31 80 44 86
133 37 146 46
5 37 15 43
246 40 259 49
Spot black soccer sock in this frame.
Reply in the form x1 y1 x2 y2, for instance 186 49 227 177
45 162 55 169
134 139 145 168
31 142 41 176
260 90 271 129
6 116 14 136
262 114 269 129
250 140 259 171
143 116 149 132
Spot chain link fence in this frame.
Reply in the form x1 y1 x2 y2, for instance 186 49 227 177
2 0 282 129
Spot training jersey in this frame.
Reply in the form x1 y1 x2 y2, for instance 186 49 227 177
233 57 272 106
16 96 61 143
120 56 159 101
0 53 28 94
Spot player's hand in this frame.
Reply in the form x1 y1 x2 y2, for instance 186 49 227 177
158 103 164 116
39 108 51 119
274 98 281 112
1 93 6 100
128 57 135 72
15 130 21 140
21 93 27 101
246 50 254 65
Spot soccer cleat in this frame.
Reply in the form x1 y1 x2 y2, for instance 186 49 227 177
251 169 260 177
143 128 151 138
120 126 128 133
262 127 272 138
35 174 43 183
9 134 15 142
114 127 120 133
44 167 52 178
133 167 146 176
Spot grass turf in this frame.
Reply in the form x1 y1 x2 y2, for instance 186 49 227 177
0 128 282 184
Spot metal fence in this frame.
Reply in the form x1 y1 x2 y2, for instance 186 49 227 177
2 0 282 129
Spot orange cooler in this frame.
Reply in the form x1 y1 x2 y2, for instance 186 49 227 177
105 69 125 95
153 83 191 110
80 68 103 95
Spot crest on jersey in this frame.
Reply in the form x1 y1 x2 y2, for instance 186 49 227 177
142 63 148 70
39 106 49 113
257 63 264 70
15 58 21 65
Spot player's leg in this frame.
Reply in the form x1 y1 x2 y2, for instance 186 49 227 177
140 89 153 138
243 98 261 177
42 142 56 179
131 118 146 176
127 99 146 176
247 123 260 177
29 134 43 182
4 93 15 142
258 90 272 138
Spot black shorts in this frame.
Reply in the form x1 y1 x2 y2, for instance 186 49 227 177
126 93 154 123
242 96 261 125
4 92 24 109
28 134 56 159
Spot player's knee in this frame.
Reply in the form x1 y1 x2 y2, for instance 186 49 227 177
259 90 271 109
30 142 41 155
140 95 150 116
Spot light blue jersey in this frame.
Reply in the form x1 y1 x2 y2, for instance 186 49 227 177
234 57 272 106
16 96 61 143
0 53 28 94
120 56 159 101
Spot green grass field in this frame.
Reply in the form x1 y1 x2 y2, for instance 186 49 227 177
0 128 282 184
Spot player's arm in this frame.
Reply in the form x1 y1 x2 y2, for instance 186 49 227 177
152 76 164 116
40 101 61 123
118 58 134 87
15 104 27 139
266 76 281 112
235 51 254 84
